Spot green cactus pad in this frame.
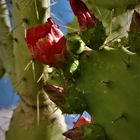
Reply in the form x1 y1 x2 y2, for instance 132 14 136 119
61 88 87 114
83 124 106 140
128 31 140 54
86 0 140 10
75 48 139 140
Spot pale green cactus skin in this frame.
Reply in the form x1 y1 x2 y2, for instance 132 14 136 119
0 1 66 140
11 0 44 103
0 9 15 80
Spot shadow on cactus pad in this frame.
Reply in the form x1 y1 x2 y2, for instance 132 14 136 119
43 83 87 114
63 123 106 140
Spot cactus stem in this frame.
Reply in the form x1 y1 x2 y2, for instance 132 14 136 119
112 113 127 124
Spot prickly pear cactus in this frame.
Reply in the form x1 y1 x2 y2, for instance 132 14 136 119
0 0 140 140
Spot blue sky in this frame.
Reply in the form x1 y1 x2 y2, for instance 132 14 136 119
51 0 74 33
0 75 19 108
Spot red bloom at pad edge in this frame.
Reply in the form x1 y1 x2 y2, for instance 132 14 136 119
69 0 98 29
73 115 91 128
63 115 92 140
26 18 67 67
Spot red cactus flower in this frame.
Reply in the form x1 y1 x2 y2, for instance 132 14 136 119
26 18 67 67
63 115 92 140
69 0 98 29
73 115 91 128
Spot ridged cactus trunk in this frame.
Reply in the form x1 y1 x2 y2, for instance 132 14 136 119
0 0 66 140
0 0 140 140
